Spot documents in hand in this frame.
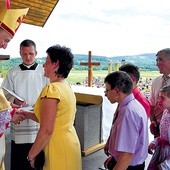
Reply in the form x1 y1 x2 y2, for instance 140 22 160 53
2 87 24 102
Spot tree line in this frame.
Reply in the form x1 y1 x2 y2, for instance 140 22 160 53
0 53 158 77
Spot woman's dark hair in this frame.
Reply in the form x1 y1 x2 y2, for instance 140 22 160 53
46 44 74 78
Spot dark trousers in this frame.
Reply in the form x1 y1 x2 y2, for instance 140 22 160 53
11 140 34 170
107 157 145 170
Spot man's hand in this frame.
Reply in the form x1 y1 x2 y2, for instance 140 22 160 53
150 121 159 136
14 98 27 107
104 142 110 156
148 143 156 154
10 103 21 109
104 156 113 169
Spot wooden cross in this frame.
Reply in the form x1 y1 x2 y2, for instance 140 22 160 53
80 51 100 87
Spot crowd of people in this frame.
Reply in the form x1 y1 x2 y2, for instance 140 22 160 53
1 3 170 170
74 70 153 99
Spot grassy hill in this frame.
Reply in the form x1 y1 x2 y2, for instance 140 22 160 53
0 53 157 75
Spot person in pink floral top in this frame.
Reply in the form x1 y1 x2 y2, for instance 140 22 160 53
148 85 170 170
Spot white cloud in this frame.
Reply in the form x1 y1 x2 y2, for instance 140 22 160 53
2 0 170 58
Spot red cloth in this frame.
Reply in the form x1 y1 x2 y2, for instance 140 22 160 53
132 87 151 117
157 137 170 147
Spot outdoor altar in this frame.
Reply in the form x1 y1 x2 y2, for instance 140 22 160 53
71 51 118 156
72 85 117 156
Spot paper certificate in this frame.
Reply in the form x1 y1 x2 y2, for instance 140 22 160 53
21 106 33 111
2 87 24 102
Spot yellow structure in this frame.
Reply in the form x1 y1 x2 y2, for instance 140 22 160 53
114 62 119 71
108 61 112 74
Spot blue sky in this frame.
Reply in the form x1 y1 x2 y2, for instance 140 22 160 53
2 0 170 58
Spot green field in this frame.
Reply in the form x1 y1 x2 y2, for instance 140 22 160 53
66 70 160 84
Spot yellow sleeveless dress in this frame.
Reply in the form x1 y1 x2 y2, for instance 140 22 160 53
34 82 82 170
0 89 11 112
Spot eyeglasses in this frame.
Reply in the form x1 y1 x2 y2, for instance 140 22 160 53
104 89 112 95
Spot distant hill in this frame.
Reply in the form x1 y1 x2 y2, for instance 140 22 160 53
0 53 158 72
74 53 157 71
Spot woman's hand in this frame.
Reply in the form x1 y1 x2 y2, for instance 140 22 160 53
19 110 32 119
18 110 38 122
30 159 35 168
11 110 25 124
27 156 35 168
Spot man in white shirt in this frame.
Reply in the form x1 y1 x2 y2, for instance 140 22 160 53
2 39 48 170
149 48 170 138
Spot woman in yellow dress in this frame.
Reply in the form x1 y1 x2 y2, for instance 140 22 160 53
21 45 82 170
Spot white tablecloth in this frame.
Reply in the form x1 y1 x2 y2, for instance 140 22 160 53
71 85 118 141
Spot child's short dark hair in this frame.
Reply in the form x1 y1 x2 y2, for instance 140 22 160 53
160 85 170 98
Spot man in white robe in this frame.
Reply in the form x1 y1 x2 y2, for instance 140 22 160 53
2 39 48 170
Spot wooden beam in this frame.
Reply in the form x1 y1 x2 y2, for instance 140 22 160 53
0 0 59 27
81 142 105 156
81 62 100 66
0 55 10 60
75 93 103 105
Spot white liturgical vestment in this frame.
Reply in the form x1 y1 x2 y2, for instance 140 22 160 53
1 64 48 143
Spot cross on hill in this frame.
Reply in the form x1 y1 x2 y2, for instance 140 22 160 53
80 51 100 87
